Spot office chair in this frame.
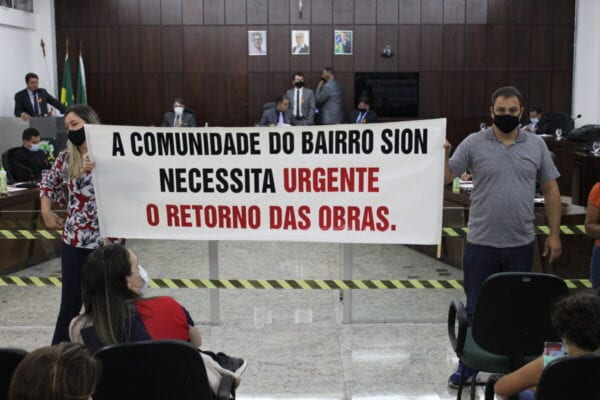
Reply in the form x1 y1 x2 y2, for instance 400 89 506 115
1 147 22 184
447 272 569 400
535 354 600 399
0 347 28 400
93 340 235 400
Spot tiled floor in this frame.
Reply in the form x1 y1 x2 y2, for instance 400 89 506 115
0 240 493 399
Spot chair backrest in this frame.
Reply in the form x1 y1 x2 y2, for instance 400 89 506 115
472 272 568 358
537 112 572 135
536 355 600 400
1 148 22 184
93 340 213 400
0 347 28 400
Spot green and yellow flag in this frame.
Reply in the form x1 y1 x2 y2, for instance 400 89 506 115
60 38 74 107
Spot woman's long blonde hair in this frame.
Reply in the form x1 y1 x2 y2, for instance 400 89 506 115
65 105 100 180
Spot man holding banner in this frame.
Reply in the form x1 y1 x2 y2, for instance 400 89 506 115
444 86 562 387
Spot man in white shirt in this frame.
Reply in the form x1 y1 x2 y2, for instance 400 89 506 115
285 72 315 126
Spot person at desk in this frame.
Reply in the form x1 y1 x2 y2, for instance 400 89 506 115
14 72 66 121
347 97 377 124
523 107 542 133
585 182 600 290
10 127 49 181
161 98 196 127
286 72 315 126
258 96 293 127
444 86 562 388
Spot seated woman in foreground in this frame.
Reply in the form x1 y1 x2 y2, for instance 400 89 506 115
494 292 600 399
69 243 246 393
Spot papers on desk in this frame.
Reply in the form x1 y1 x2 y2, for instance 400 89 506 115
7 186 28 193
539 134 555 138
534 197 545 204
459 180 473 189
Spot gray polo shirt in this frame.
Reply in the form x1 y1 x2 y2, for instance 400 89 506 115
449 128 559 247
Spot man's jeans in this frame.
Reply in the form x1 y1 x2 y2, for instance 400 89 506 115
463 241 535 322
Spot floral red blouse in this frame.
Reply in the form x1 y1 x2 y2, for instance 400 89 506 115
39 150 103 249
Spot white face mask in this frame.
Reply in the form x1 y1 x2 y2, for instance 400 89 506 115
131 264 149 295
530 118 539 124
174 106 184 116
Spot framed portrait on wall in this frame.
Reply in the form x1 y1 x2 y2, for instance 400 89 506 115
334 30 352 55
248 31 267 56
291 30 310 55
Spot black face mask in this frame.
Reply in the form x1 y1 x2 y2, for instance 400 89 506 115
68 127 86 146
493 114 520 134
358 107 368 112
294 81 304 88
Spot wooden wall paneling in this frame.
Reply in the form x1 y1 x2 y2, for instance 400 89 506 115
247 73 270 123
139 73 162 124
98 27 120 74
269 26 291 71
553 25 574 72
225 0 246 25
312 0 333 24
161 0 183 25
444 0 466 24
77 28 100 76
508 72 530 107
222 74 249 126
463 71 487 117
532 0 553 24
183 26 220 72
335 72 355 117
139 27 162 73
487 0 510 24
419 72 442 117
204 0 225 25
376 25 399 71
398 0 421 24
421 0 443 24
510 0 533 25
551 72 572 113
377 0 399 24
530 26 553 71
290 0 312 24
553 0 575 25
140 0 161 25
464 24 486 71
334 25 355 72
333 0 354 24
485 25 509 71
222 26 248 74
446 118 465 145
85 74 102 116
268 72 291 105
161 26 183 73
269 0 290 24
442 25 464 71
162 73 185 119
118 0 139 26
528 72 552 113
420 25 442 71
96 0 119 26
465 0 486 24
485 72 509 103
443 72 465 118
311 26 333 71
183 72 207 122
353 25 376 71
509 25 531 72
398 25 420 71
355 0 376 24
76 1 98 27
248 0 268 24
54 0 74 27
182 0 204 25
119 27 141 73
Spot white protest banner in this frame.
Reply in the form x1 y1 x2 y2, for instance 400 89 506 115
86 119 446 244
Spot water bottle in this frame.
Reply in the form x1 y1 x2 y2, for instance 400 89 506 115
0 167 7 196
452 176 460 193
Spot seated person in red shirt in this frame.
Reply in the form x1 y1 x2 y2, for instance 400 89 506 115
10 128 49 181
69 243 246 394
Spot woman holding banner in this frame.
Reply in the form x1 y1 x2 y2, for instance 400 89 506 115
40 104 110 344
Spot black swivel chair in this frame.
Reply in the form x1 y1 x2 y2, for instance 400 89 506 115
1 147 21 184
0 347 28 400
448 272 569 400
93 340 235 400
536 354 600 400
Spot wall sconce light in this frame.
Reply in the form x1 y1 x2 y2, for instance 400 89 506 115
382 44 393 57
298 1 303 19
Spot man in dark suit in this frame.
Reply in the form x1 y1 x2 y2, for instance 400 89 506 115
258 96 293 127
347 97 378 124
285 72 315 125
14 72 66 121
161 98 197 127
10 128 50 182
315 67 344 125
